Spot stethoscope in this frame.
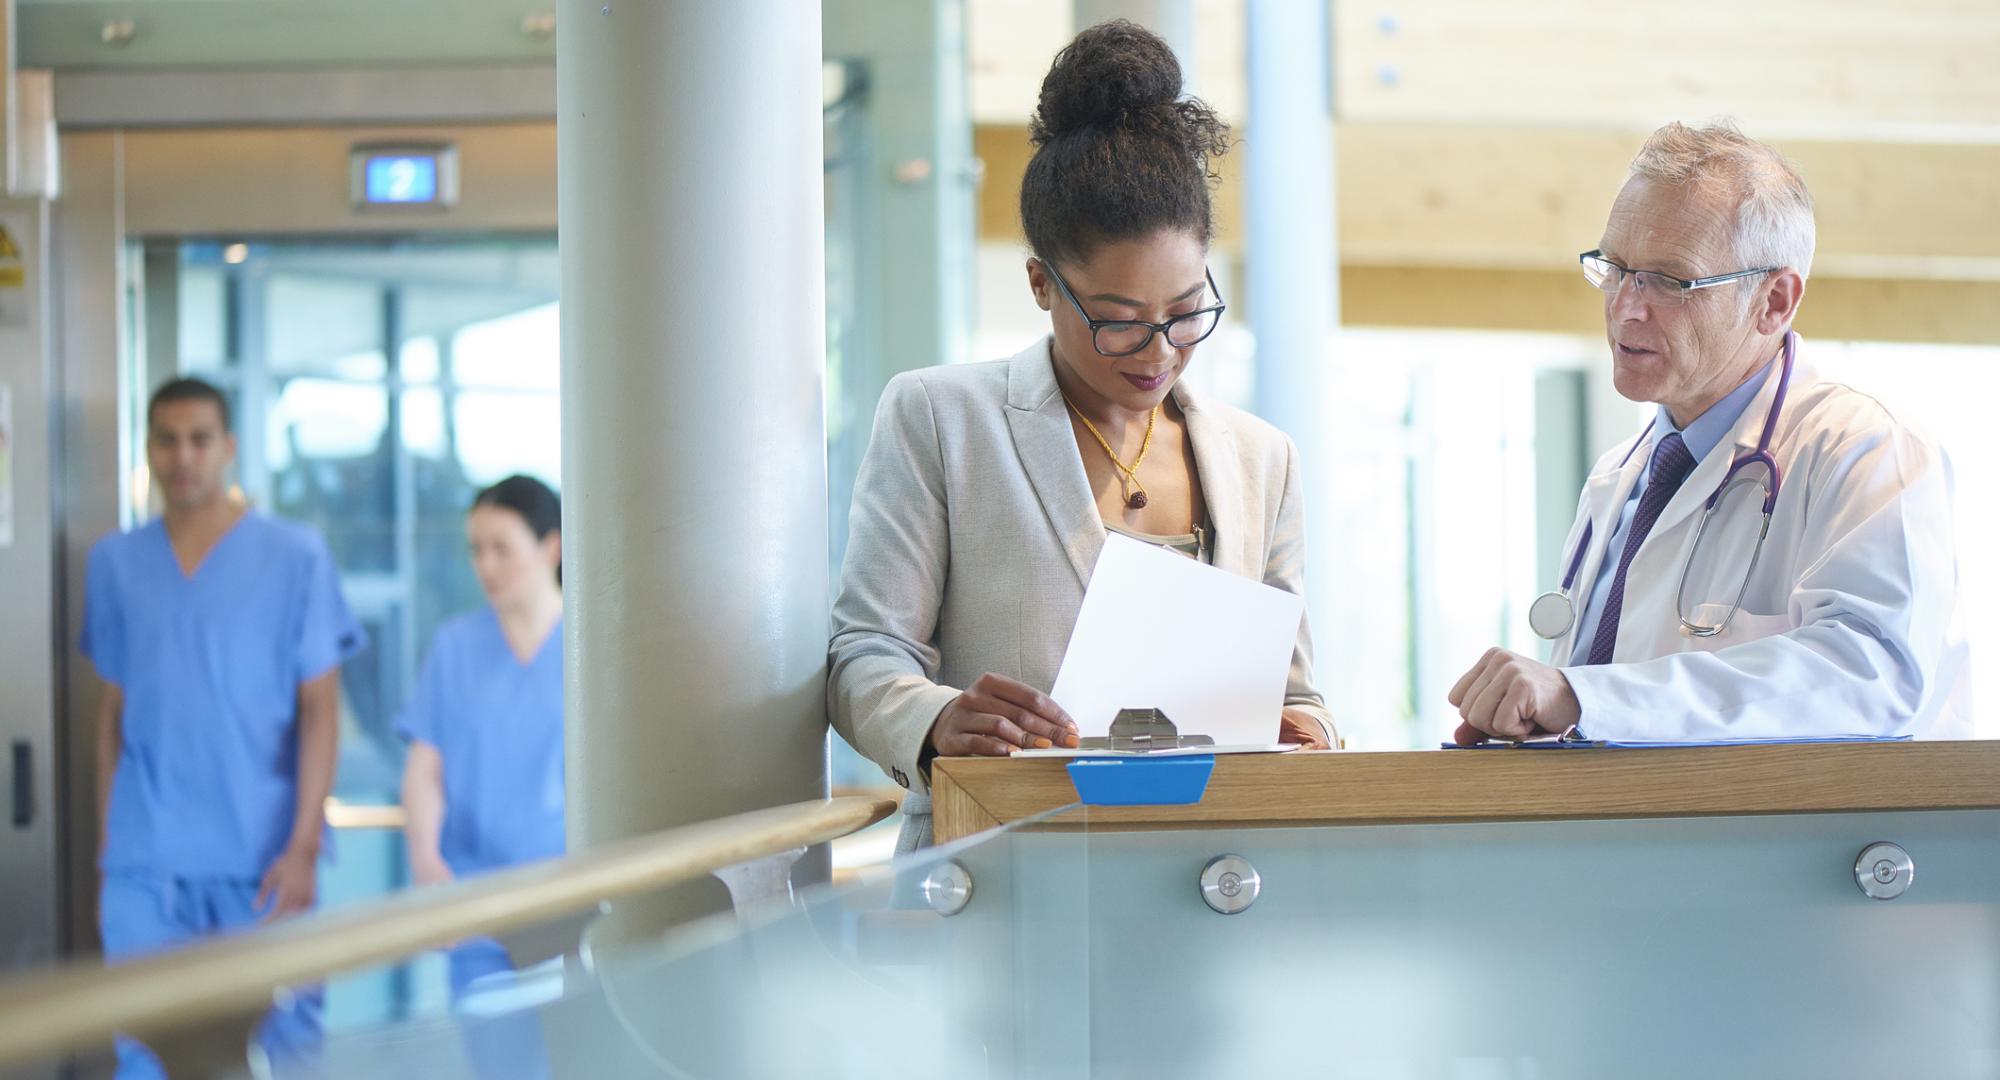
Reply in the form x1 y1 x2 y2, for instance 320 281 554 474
1528 330 1796 643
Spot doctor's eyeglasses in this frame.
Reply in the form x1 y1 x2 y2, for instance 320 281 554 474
1042 261 1226 357
1580 250 1776 306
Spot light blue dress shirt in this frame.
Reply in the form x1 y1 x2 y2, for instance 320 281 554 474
1568 359 1776 665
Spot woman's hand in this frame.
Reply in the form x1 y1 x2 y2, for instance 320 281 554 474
929 673 1080 757
1278 706 1337 750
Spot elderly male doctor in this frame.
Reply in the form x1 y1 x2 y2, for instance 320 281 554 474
1450 121 1969 745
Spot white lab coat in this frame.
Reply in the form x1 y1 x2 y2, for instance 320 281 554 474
1555 344 1971 740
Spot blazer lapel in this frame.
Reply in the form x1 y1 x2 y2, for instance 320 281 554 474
1005 338 1105 587
1175 381 1250 577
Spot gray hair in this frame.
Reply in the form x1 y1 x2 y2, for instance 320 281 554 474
1629 121 1816 282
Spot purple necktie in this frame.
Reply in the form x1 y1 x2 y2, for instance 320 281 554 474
1585 432 1697 666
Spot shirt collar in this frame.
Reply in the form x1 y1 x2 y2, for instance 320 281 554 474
1655 355 1777 467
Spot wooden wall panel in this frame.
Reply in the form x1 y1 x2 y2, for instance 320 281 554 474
1341 267 2000 345
1336 1 2000 137
977 120 2000 342
978 122 2000 275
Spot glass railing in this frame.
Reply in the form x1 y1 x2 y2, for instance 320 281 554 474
14 797 2000 1077
298 803 1093 1079
284 805 2000 1075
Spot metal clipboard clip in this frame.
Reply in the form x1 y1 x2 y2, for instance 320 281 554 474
1441 724 1602 750
1077 708 1217 753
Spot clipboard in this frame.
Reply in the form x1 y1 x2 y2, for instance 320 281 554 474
1013 707 1296 758
1442 732 1914 750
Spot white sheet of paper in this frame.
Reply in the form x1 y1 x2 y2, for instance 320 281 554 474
1049 532 1305 743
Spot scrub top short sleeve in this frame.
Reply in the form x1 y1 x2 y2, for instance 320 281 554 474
81 541 128 687
396 634 448 748
296 537 365 684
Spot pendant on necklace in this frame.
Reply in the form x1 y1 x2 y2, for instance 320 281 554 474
1127 491 1149 510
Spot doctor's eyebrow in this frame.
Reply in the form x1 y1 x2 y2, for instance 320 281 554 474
1087 279 1209 308
1598 248 1702 279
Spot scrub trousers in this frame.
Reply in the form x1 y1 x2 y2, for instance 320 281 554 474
99 870 324 1079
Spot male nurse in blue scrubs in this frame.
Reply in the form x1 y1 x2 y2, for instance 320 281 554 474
82 377 364 1078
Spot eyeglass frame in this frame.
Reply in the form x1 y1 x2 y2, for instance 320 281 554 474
1579 249 1777 303
1039 259 1227 357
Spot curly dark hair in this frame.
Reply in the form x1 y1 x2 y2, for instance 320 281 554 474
1020 19 1231 268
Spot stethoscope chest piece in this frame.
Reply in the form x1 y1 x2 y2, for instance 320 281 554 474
1528 590 1575 640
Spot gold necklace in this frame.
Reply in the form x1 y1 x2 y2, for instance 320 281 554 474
1062 395 1158 510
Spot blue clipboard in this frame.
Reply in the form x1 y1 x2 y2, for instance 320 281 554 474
1065 754 1216 805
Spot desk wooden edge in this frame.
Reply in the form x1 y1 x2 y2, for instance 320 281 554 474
930 742 2000 845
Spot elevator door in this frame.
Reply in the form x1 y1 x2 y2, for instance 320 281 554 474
132 234 561 1021
0 201 58 999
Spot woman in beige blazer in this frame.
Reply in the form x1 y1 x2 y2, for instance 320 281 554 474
830 21 1335 850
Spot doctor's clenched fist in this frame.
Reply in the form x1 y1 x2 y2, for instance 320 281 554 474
1448 648 1580 745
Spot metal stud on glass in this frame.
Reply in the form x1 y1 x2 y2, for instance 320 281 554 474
921 860 974 917
1854 842 1914 901
1199 855 1260 915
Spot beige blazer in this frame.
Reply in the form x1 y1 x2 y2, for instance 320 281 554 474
828 336 1333 848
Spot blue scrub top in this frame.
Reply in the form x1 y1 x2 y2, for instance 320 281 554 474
81 512 364 878
397 608 565 877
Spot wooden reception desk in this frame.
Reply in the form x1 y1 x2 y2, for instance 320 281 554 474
930 741 2000 844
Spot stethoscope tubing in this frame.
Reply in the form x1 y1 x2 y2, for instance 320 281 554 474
1538 330 1798 638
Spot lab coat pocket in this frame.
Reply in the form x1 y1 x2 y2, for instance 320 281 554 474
1679 604 1793 653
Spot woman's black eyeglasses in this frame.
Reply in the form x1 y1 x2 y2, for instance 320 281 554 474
1041 260 1226 357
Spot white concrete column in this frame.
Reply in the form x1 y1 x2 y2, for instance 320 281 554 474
557 0 829 928
1246 0 1339 673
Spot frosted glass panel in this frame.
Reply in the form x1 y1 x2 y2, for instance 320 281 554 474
279 807 2000 1078
1059 810 2000 1077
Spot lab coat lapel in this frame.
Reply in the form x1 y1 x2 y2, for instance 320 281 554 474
1558 436 1649 660
1005 338 1105 587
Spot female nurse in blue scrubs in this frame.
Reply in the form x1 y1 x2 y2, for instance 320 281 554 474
398 475 563 1072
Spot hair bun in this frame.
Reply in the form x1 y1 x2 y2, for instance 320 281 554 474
1019 19 1229 265
1031 19 1183 144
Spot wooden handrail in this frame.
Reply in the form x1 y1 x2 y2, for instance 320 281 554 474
322 797 407 830
0 796 897 1071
